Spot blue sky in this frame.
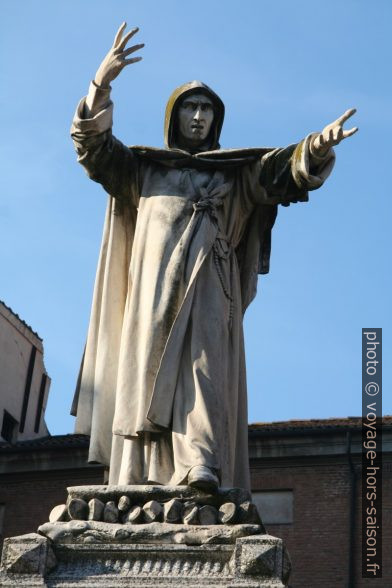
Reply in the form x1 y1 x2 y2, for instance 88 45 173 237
1 0 390 435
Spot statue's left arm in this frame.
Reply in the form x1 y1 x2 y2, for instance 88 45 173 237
237 109 357 311
258 108 358 205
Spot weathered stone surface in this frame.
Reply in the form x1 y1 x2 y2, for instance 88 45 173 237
88 498 104 521
49 504 67 523
61 486 266 532
183 504 199 525
1 483 289 587
64 486 261 524
143 500 163 523
63 485 265 529
103 501 119 523
0 533 56 575
38 521 89 543
218 501 237 524
238 501 263 526
163 499 183 523
68 498 88 520
37 520 262 546
199 504 218 525
232 534 291 584
123 504 143 524
118 495 130 512
240 542 277 576
67 485 251 509
282 546 292 586
70 43 345 496
2 530 290 586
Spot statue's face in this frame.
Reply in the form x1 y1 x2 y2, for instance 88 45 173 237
177 93 214 148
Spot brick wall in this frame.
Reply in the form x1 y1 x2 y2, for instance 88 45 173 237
0 466 104 546
251 458 391 587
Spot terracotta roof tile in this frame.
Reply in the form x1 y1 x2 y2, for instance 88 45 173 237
249 416 391 433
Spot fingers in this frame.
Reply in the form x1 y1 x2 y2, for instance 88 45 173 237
113 22 127 47
121 43 144 58
334 126 343 142
321 128 333 145
342 126 359 138
123 56 143 65
117 27 139 52
318 110 358 150
336 107 357 125
112 23 140 52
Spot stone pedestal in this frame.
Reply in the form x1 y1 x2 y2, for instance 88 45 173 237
0 485 291 587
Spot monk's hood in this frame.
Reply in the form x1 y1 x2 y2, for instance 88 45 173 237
128 80 274 167
164 80 225 150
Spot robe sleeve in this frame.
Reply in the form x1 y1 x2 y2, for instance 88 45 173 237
70 82 139 205
243 133 335 207
236 134 335 312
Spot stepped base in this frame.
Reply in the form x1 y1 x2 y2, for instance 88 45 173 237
0 485 291 587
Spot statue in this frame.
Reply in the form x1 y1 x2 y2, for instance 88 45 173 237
70 23 357 492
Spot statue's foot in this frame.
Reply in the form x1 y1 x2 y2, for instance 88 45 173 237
187 466 219 492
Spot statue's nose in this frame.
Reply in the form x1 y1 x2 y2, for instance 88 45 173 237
193 108 202 121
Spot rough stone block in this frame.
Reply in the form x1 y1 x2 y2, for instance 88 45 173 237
199 504 218 525
218 502 237 524
0 533 56 576
118 495 131 512
49 504 67 523
88 497 104 521
123 504 143 524
163 498 183 523
143 500 163 522
232 534 291 585
238 501 263 526
183 503 199 525
103 500 119 523
68 498 88 520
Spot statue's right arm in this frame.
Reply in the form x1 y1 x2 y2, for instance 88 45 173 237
70 24 144 201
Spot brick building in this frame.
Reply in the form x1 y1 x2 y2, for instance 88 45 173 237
1 417 391 587
249 417 391 587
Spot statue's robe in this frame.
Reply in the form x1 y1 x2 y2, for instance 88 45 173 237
71 81 335 489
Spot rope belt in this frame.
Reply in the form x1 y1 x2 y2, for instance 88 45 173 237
192 180 235 329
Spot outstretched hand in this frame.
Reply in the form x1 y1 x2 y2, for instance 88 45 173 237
311 108 358 157
94 22 144 88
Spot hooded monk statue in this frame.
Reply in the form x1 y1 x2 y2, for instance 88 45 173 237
70 23 358 491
